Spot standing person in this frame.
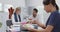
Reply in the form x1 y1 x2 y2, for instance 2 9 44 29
12 7 21 23
8 7 14 19
6 7 14 32
24 0 60 32
7 7 14 26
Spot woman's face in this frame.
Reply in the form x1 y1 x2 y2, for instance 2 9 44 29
44 4 52 13
16 9 21 14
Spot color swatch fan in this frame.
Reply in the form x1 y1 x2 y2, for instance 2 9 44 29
0 22 2 28
23 24 34 29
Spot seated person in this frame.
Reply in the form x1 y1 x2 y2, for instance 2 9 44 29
12 7 22 24
21 8 42 32
23 8 43 29
27 8 42 24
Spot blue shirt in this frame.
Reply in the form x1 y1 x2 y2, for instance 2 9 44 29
46 10 60 32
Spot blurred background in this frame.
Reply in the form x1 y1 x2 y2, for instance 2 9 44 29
0 0 60 32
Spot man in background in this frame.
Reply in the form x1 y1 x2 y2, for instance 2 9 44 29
28 8 40 23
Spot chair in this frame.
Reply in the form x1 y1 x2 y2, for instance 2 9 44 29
6 20 13 32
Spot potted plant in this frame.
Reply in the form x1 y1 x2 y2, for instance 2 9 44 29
0 22 2 28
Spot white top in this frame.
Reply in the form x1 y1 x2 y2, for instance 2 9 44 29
28 14 43 23
12 14 23 24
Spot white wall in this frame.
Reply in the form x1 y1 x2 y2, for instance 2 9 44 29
56 0 60 10
25 0 43 7
0 0 26 7
56 0 60 5
26 0 60 7
0 12 8 32
0 0 60 7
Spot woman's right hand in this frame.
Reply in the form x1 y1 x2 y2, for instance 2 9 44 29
27 20 39 24
27 20 33 24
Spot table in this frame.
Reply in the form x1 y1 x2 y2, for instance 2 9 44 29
9 22 42 32
9 24 29 32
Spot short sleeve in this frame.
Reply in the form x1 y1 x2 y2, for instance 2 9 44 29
47 13 57 26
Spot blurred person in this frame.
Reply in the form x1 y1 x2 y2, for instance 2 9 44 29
25 0 60 32
8 7 14 19
26 8 43 30
6 7 14 32
12 7 21 22
7 7 14 26
27 8 41 24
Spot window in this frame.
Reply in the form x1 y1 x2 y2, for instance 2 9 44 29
0 3 2 11
4 4 13 12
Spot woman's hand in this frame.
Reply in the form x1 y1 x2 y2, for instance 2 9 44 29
27 20 39 24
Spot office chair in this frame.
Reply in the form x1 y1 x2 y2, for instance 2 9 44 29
6 20 13 32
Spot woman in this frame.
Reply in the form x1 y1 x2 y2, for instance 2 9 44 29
25 0 60 32
8 7 14 19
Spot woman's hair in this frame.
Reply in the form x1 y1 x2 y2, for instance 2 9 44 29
43 0 59 10
15 7 21 12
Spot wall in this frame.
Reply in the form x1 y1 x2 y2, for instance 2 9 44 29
25 0 43 7
0 12 8 32
0 0 26 7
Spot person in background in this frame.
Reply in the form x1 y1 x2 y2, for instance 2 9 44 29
12 7 21 23
26 8 43 31
25 0 60 32
28 8 41 23
6 7 14 32
7 7 14 26
8 7 14 19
